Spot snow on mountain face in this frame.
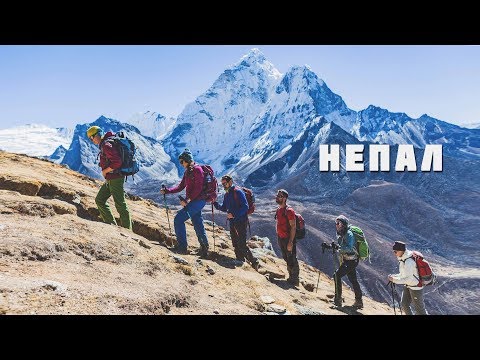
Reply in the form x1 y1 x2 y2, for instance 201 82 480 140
0 124 73 157
61 116 179 183
48 145 67 163
126 111 176 140
162 48 282 174
240 118 361 189
231 66 355 180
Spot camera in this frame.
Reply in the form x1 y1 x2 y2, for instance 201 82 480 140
321 242 331 253
321 242 338 253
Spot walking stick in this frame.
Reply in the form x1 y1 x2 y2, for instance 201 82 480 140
315 270 321 293
387 281 403 315
387 281 397 315
393 282 403 315
211 203 215 254
320 242 339 293
161 185 172 236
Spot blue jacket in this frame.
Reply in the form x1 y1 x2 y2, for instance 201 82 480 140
213 185 248 223
337 229 357 259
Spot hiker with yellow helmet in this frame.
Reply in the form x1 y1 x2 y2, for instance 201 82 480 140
86 125 132 230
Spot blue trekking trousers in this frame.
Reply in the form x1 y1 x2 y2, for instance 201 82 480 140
174 199 208 250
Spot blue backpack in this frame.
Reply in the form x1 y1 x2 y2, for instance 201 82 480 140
102 132 140 180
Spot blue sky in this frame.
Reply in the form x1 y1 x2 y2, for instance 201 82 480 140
0 45 479 130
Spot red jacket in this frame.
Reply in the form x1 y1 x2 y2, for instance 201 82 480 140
166 164 205 201
99 132 123 180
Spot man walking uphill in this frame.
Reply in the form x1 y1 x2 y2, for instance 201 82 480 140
213 175 259 270
87 125 132 230
275 189 300 287
160 149 209 258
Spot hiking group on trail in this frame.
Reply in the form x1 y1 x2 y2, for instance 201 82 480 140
86 127 433 315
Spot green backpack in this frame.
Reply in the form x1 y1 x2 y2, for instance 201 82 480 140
349 225 370 262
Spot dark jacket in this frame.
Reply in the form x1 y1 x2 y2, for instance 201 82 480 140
213 185 248 223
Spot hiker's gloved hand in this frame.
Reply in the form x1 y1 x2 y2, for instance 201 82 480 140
331 242 339 251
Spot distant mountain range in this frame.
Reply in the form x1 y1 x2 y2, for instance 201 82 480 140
61 116 179 184
1 48 479 314
0 124 73 158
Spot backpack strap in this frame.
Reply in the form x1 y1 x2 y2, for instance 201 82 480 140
99 136 116 166
275 205 292 231
407 254 422 285
233 189 250 237
232 187 246 210
233 188 239 208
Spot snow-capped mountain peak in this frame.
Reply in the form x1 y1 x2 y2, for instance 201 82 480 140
277 65 324 92
126 111 176 140
162 49 283 174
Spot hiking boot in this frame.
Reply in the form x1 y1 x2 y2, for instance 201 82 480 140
287 277 300 287
353 299 363 309
251 260 260 271
198 245 209 259
171 246 188 255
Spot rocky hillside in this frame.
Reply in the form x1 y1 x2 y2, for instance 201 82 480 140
0 151 393 315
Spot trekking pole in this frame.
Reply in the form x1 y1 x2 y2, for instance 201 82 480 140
315 270 321 293
211 203 215 254
392 283 403 315
387 281 396 315
161 185 172 236
331 243 340 272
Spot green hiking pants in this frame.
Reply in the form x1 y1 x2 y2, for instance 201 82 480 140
95 177 132 230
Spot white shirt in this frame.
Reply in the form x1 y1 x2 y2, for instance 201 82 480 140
390 250 423 290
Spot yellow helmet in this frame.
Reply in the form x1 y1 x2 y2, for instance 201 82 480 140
86 126 102 138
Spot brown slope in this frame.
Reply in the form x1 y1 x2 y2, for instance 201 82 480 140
247 184 480 315
0 151 391 315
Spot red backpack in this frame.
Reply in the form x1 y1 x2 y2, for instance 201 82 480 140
233 186 255 215
274 206 306 240
199 164 218 203
410 251 437 287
